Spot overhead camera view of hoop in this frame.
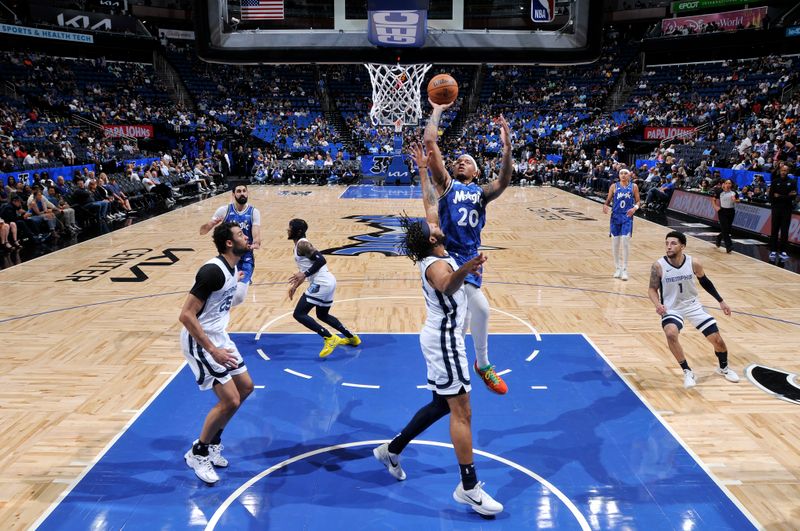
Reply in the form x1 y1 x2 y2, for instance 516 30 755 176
1 0 800 529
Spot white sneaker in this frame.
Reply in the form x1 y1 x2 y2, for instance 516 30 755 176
620 269 628 281
209 443 228 467
715 367 739 383
184 449 219 484
769 251 777 261
683 369 696 389
453 481 503 516
779 252 790 262
373 443 406 481
613 267 622 278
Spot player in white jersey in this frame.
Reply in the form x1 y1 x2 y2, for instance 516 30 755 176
199 184 261 306
287 218 360 358
373 143 503 517
648 231 739 389
603 168 640 280
179 222 254 484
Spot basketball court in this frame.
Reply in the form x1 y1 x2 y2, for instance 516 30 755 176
2 185 798 529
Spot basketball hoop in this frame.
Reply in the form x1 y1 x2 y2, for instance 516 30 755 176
365 63 432 127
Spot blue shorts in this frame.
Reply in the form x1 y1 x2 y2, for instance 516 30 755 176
238 252 255 284
610 216 633 237
449 250 482 288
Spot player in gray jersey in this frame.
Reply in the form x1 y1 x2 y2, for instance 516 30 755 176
179 222 254 484
372 144 502 516
648 231 739 389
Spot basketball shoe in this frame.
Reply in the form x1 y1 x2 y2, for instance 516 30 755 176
613 267 622 278
209 443 228 467
341 334 361 346
715 367 740 383
474 361 508 394
373 443 406 481
683 369 696 389
184 449 219 484
319 334 343 358
453 481 503 516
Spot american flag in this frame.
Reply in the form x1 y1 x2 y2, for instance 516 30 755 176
241 0 284 20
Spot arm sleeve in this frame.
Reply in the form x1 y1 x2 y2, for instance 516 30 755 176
251 207 261 226
303 251 327 277
189 264 226 302
698 275 723 302
212 205 227 221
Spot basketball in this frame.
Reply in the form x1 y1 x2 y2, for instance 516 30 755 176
427 74 458 105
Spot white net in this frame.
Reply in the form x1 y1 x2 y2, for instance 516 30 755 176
365 63 432 127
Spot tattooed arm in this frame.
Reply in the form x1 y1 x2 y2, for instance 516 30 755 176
648 261 667 316
423 100 453 194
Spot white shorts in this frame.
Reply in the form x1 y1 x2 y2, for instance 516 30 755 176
305 275 336 308
181 329 247 390
661 302 718 337
420 326 472 395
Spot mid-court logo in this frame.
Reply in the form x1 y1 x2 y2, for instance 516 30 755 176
57 248 194 282
528 207 597 221
745 364 800 406
321 215 500 256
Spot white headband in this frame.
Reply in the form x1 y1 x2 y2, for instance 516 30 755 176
456 154 479 170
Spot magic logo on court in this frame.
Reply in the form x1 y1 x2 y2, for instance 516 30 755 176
321 215 500 256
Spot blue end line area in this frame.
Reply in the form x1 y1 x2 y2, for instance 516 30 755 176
38 333 756 530
341 185 422 199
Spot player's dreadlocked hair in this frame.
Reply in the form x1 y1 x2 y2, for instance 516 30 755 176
397 213 433 264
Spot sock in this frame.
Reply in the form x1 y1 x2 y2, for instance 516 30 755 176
211 429 223 445
621 235 630 270
459 463 478 491
193 440 210 456
715 351 728 370
611 236 621 269
679 360 690 371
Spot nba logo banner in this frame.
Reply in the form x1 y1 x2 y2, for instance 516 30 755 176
367 0 428 48
531 0 555 22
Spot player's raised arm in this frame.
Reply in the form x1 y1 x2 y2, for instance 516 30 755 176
423 101 453 194
483 115 512 203
410 143 439 227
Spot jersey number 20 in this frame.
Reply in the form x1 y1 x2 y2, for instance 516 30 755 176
457 207 480 228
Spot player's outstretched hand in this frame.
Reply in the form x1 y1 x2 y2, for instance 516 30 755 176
654 303 667 316
428 98 454 112
211 346 238 368
408 142 429 171
720 301 731 316
288 271 305 285
464 252 488 275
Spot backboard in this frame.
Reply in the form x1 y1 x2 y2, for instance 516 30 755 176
195 0 601 65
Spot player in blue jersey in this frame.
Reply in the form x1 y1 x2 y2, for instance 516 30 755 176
423 100 513 395
200 184 261 305
602 168 640 281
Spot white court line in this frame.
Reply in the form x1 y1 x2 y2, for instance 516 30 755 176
581 333 762 529
31 361 188 530
283 368 312 379
496 369 511 377
341 382 380 389
416 384 428 389
526 350 540 362
530 385 548 390
256 348 270 361
122 409 140 414
203 439 591 531
254 385 265 389
657 410 675 416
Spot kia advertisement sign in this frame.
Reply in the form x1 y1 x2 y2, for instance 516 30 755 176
103 124 154 139
643 126 696 140
31 5 142 33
